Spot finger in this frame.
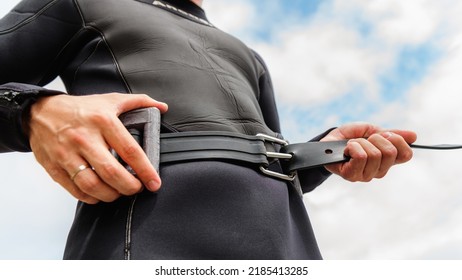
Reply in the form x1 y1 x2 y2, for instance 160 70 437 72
388 129 417 144
341 140 368 181
368 133 398 178
47 164 100 204
102 118 162 192
113 93 168 115
71 164 122 202
347 139 382 182
332 123 382 140
61 154 123 202
77 138 147 196
58 104 150 195
35 152 101 204
381 131 414 164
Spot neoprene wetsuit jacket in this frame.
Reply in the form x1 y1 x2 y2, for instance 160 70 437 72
0 0 330 259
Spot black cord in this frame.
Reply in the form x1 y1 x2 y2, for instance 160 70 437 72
410 144 462 150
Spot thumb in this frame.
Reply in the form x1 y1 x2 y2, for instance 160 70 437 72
388 129 417 144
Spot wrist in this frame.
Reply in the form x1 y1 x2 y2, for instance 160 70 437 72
0 83 66 152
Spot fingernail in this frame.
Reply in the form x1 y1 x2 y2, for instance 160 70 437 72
160 102 168 111
146 179 161 192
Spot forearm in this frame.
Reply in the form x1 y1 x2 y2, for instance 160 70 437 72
0 0 84 152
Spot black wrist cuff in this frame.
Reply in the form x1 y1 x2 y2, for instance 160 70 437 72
0 83 66 152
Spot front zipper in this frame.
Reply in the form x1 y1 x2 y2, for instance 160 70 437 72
124 195 138 260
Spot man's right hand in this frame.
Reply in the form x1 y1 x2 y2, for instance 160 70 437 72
28 93 168 204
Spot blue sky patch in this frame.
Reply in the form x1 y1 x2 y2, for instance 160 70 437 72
278 90 381 141
246 0 323 41
379 45 441 106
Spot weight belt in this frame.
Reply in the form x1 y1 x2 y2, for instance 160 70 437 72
159 131 349 181
159 131 462 181
120 108 462 181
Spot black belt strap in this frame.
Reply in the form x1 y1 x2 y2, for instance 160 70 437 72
160 131 269 165
159 131 462 181
121 108 462 182
158 131 351 181
279 140 348 173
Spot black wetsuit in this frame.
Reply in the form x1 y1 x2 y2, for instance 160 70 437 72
0 0 331 259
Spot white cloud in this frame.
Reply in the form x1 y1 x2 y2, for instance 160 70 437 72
304 0 462 260
202 0 256 38
332 0 440 46
374 1 462 141
254 22 391 106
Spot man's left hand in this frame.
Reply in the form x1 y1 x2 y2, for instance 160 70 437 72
321 122 417 182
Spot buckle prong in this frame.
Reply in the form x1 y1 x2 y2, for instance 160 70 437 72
266 151 293 160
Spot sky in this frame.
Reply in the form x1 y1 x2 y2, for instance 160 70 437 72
1 0 462 260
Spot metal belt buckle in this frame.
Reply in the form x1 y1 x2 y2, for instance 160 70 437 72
256 133 296 181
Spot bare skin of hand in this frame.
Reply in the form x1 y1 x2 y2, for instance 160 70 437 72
28 93 168 204
321 123 417 182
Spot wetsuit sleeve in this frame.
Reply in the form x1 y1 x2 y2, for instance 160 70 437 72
254 51 332 193
0 0 82 152
253 52 281 134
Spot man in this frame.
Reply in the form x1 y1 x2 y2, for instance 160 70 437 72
0 0 416 259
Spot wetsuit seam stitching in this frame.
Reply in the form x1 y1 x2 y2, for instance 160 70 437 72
0 0 60 34
84 27 132 93
69 37 104 88
72 0 132 93
72 0 85 26
138 0 215 28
